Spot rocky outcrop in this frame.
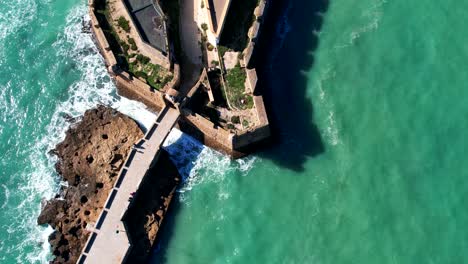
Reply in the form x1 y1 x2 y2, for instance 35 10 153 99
38 105 143 264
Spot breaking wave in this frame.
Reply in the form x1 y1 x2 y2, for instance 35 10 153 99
0 1 258 262
0 3 155 263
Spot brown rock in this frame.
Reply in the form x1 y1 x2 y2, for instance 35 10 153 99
38 105 143 264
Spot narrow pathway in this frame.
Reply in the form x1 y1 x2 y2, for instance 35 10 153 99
77 106 180 264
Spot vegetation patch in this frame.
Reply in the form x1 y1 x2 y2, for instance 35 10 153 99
231 116 240 124
94 1 172 91
128 38 137 51
206 43 214 51
224 64 253 109
218 45 229 59
117 16 130 32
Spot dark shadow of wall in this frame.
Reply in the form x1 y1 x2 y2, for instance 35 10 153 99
122 150 181 263
252 0 329 172
146 133 205 264
218 0 260 51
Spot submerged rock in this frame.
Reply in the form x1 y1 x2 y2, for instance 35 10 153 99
37 105 143 264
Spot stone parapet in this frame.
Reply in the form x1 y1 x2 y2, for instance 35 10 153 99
253 95 269 125
243 0 270 67
178 111 237 155
89 7 117 67
232 124 270 151
164 63 181 91
114 73 166 112
245 68 258 94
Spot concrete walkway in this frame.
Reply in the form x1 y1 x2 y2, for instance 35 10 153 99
77 106 180 264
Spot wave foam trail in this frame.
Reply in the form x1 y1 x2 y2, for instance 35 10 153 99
5 1 254 262
0 0 38 63
8 4 153 263
163 129 257 195
0 184 9 209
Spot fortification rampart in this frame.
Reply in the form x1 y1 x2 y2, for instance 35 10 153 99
89 0 181 112
90 0 271 158
114 71 167 112
89 6 117 69
243 0 269 68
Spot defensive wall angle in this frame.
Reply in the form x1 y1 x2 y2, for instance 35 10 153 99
75 0 272 262
89 0 271 157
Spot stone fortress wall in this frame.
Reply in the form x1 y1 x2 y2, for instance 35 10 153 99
88 0 179 112
170 0 269 156
89 0 270 158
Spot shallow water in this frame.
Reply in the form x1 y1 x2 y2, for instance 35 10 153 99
2 0 468 263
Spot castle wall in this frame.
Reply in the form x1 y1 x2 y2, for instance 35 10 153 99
114 72 167 112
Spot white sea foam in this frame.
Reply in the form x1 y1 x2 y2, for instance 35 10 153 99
0 0 38 64
9 4 155 263
0 184 9 209
163 129 257 195
162 129 231 192
335 0 386 49
316 1 387 147
314 65 341 147
4 1 256 262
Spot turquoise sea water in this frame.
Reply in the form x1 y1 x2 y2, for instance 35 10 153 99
2 0 468 263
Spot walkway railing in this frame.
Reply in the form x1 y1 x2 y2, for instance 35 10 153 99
77 106 180 264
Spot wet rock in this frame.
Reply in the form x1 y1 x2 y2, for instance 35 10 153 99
38 105 143 264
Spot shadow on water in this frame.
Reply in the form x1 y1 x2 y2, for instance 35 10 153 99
147 1 330 262
146 134 205 264
146 193 183 264
253 0 329 172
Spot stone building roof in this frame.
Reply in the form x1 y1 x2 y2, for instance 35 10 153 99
124 0 168 53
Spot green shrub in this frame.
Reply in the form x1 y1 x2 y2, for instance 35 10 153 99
128 61 137 72
206 43 214 51
227 123 235 130
128 38 137 51
200 0 205 9
225 64 253 109
120 41 129 53
117 16 130 32
201 23 208 31
211 60 219 66
231 116 240 124
136 54 150 64
217 45 229 58
242 119 249 127
134 71 148 79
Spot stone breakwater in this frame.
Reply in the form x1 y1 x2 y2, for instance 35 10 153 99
37 105 143 263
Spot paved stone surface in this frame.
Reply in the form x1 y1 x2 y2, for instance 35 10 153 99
79 106 180 264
